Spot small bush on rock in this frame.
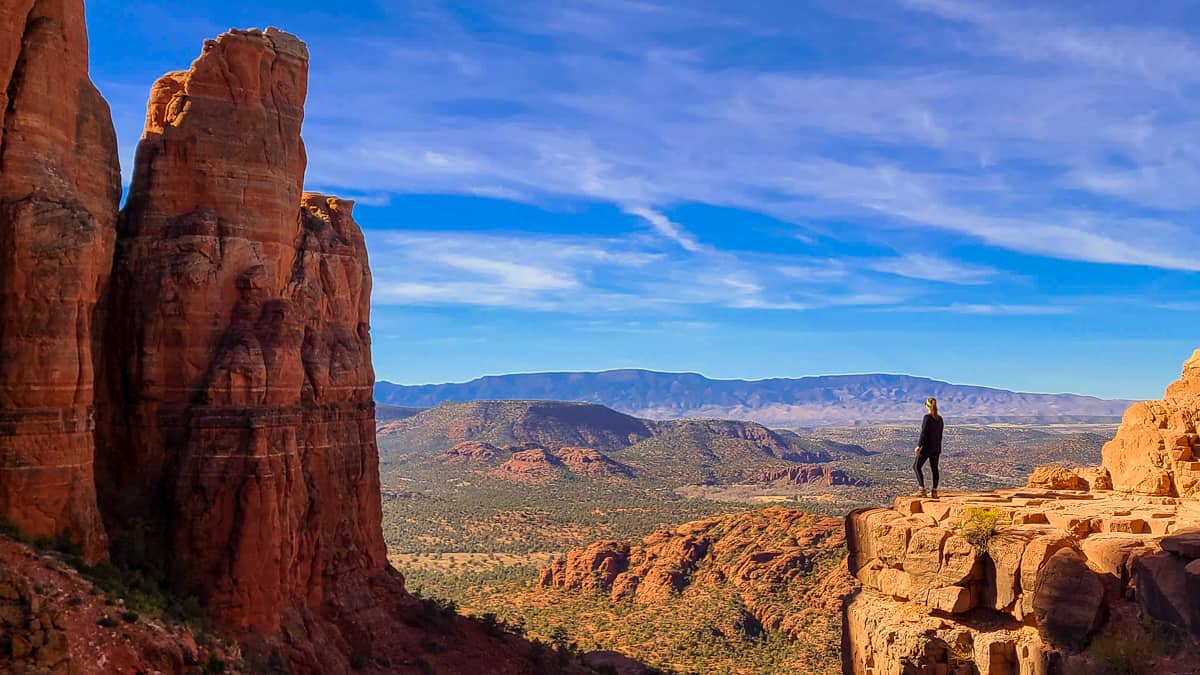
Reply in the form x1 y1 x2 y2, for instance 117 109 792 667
957 508 1008 549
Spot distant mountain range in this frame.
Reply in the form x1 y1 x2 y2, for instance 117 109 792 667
377 400 868 485
374 370 1132 426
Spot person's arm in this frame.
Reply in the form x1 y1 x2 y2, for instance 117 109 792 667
915 415 929 454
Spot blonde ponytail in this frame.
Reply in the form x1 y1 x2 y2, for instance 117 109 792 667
926 397 940 418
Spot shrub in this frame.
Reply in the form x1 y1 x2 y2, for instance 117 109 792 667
267 647 287 674
957 508 1008 549
1071 620 1186 675
480 612 507 638
121 610 139 623
205 654 227 674
0 517 30 544
407 596 459 633
97 615 119 628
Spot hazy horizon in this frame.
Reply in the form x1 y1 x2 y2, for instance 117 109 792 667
375 365 1142 401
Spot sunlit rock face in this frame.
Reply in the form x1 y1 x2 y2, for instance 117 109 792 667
1101 350 1200 497
843 350 1200 674
98 28 384 639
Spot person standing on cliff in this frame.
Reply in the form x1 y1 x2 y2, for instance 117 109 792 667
913 397 944 498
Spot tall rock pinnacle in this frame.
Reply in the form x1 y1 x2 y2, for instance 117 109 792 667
99 28 385 638
0 0 121 563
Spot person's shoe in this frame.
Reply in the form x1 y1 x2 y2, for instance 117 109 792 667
931 489 939 499
913 488 928 498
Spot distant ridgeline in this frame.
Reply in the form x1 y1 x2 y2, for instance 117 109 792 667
375 370 1131 426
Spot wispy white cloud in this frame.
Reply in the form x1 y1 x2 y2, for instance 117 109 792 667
1155 301 1200 313
878 303 1075 316
99 0 1200 324
364 227 933 313
625 206 707 252
901 0 1200 84
292 0 1200 275
869 253 998 285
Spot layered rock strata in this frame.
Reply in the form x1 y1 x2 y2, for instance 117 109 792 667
757 464 867 487
0 6 588 673
1102 349 1200 496
843 352 1200 674
0 0 121 563
98 27 388 644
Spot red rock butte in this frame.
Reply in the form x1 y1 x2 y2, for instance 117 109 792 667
98 26 384 640
0 6 575 673
844 350 1200 674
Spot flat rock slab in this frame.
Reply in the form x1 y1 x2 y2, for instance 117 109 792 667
1161 529 1200 560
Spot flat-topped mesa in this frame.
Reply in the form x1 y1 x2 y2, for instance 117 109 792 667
97 27 388 652
1102 349 1200 496
0 0 121 562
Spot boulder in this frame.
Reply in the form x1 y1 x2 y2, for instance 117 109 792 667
985 528 1049 612
1017 532 1074 620
1160 529 1200 560
1027 466 1086 491
1079 533 1154 587
902 526 952 578
1032 548 1104 650
940 534 984 587
1133 551 1200 637
1075 466 1113 491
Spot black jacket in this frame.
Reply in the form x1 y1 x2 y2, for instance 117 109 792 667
917 414 943 455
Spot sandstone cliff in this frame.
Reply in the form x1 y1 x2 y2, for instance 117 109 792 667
0 5 588 672
756 464 868 488
843 351 1200 674
1102 349 1200 496
0 0 121 564
96 29 384 647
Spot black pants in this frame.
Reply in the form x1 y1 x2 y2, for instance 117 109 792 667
914 452 940 489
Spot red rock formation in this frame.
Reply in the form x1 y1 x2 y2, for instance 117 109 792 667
495 447 566 483
1026 465 1088 490
0 7 588 673
0 534 232 673
757 464 867 487
442 440 502 461
540 506 847 636
844 349 1200 674
0 0 120 563
551 446 632 478
96 26 389 646
538 541 631 592
1101 349 1200 496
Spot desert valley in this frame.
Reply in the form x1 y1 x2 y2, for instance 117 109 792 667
2 2 1200 675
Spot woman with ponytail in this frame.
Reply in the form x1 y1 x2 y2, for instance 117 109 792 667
913 397 944 498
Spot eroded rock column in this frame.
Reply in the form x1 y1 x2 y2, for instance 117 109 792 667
99 28 386 634
0 0 120 563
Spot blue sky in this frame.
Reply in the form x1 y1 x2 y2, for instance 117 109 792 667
85 0 1199 399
